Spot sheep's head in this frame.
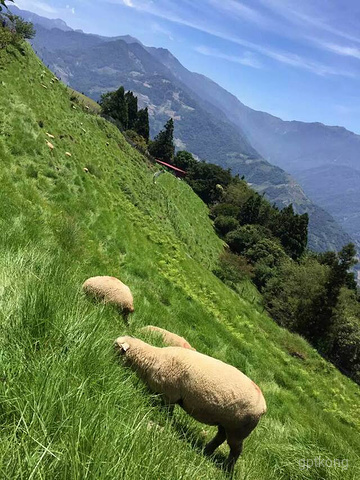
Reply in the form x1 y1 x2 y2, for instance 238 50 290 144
114 336 131 355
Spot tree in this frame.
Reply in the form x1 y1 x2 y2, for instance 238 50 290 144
225 225 263 255
269 204 308 259
148 118 175 162
328 288 360 382
238 193 262 225
135 107 149 142
173 150 197 171
100 86 128 129
0 0 14 12
210 203 240 219
4 13 35 39
186 162 232 204
214 215 239 236
125 91 138 130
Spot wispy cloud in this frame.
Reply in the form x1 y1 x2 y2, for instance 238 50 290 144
14 0 59 15
259 0 360 45
110 0 354 77
317 42 360 60
195 45 262 69
207 0 272 29
151 22 174 41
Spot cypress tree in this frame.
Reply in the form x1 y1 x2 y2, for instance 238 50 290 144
100 86 128 129
125 91 138 130
149 118 175 162
135 107 150 142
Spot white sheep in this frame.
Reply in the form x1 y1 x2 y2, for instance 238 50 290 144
141 325 195 350
82 276 134 315
114 336 266 471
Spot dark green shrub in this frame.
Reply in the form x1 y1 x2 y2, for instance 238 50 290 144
225 224 263 255
214 215 239 236
210 202 240 219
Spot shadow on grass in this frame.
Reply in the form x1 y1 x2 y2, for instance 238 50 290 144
149 397 232 475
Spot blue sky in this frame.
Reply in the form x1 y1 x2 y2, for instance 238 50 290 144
14 0 360 133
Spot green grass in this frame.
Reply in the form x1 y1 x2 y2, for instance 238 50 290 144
0 44 359 480
67 87 101 114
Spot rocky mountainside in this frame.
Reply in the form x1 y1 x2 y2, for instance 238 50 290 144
14 6 353 252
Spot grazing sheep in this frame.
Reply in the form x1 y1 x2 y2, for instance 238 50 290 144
141 325 195 350
82 276 134 315
115 336 266 471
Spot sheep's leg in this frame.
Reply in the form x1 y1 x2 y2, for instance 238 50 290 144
224 432 243 472
204 425 226 456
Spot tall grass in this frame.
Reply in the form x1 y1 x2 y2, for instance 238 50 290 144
0 44 359 479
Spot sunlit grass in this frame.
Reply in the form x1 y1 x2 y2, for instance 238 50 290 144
0 44 359 479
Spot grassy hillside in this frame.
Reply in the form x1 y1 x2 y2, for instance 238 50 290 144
0 44 359 480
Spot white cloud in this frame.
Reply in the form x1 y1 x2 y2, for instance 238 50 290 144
151 22 174 40
66 5 75 15
318 42 360 60
259 0 360 45
195 45 262 69
208 0 273 29
107 0 355 77
14 0 59 15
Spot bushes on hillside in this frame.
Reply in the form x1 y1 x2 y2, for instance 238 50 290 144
0 0 13 12
328 289 360 382
0 7 35 51
214 215 238 236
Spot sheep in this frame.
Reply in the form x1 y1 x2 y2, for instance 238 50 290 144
114 336 266 471
141 325 195 350
82 276 134 316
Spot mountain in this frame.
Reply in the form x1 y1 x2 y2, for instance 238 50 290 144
149 46 360 171
297 165 360 245
9 5 73 32
147 47 360 250
15 6 354 252
1 39 360 480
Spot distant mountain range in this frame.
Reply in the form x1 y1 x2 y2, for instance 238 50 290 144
12 6 357 253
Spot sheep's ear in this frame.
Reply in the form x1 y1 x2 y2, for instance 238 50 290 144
120 342 130 352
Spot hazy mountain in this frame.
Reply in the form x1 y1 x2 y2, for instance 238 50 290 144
297 165 360 245
9 5 74 32
147 47 360 250
14 7 354 252
150 46 360 171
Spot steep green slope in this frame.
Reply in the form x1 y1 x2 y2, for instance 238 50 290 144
0 45 359 480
